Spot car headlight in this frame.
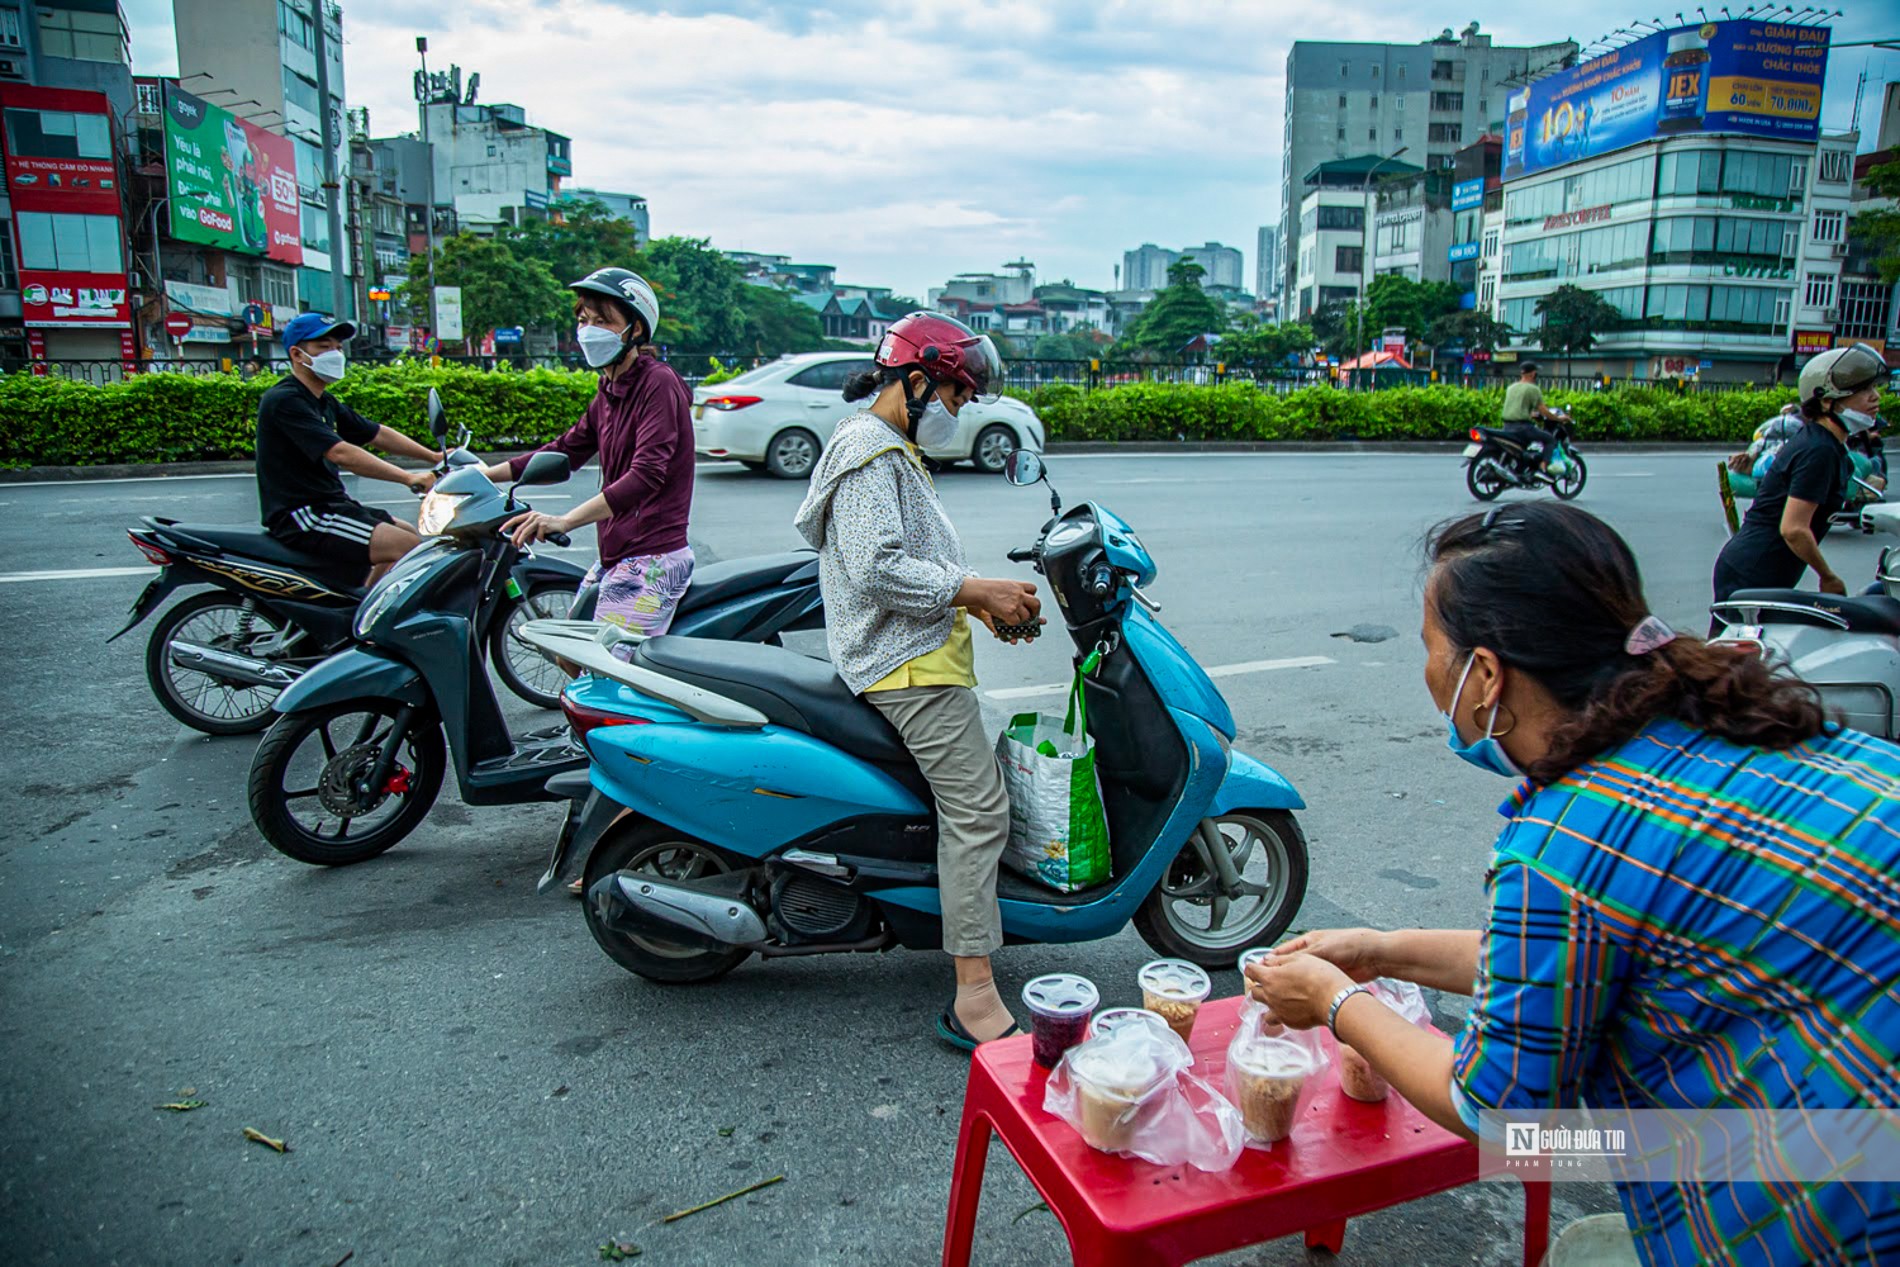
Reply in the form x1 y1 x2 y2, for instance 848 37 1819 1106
417 490 466 536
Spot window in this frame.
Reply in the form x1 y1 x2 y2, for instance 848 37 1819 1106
1340 64 1349 77
0 221 14 290
1316 205 1364 231
1335 245 1363 273
301 202 331 253
1369 94 1379 108
14 211 122 272
1397 63 1406 81
0 7 22 48
1429 122 1463 144
1432 60 1456 80
3 109 110 160
1394 127 1404 142
282 68 321 115
1656 149 1721 196
261 265 297 309
36 6 123 62
278 1 313 48
1381 218 1410 252
1507 155 1653 224
1818 149 1850 184
1338 94 1347 108
1813 210 1845 244
1478 275 1495 308
789 359 873 391
1336 126 1346 142
1371 65 1379 78
1774 294 1792 327
1431 92 1465 112
1805 271 1835 309
135 82 162 115
1369 128 1377 141
1789 158 1807 192
1840 281 1895 339
1721 151 1796 199
1482 229 1500 258
291 136 323 194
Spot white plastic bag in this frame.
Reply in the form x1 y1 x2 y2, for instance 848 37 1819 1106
1224 1008 1330 1149
1044 1024 1243 1172
1337 978 1431 1103
995 666 1111 893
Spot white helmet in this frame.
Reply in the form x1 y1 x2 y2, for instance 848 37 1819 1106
1799 342 1886 408
570 267 659 345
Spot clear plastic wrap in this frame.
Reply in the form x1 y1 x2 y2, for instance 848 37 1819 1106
1224 1008 1330 1148
1043 1024 1243 1172
1337 978 1431 1103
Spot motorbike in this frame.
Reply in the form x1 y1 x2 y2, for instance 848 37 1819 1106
521 450 1311 983
1462 414 1588 501
114 390 585 733
1710 500 1900 739
247 401 829 867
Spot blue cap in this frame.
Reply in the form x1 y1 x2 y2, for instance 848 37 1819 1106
282 312 356 350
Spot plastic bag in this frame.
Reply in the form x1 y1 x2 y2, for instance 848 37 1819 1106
996 659 1111 893
1224 1008 1330 1149
1337 978 1430 1103
1044 1024 1243 1172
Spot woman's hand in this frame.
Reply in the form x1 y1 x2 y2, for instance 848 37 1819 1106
975 609 1046 644
956 577 1040 626
503 509 571 548
1244 954 1354 1030
1270 928 1386 983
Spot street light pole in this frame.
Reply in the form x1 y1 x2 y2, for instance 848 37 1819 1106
416 37 436 297
1354 145 1408 390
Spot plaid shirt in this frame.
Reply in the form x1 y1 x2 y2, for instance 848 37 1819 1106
1450 718 1900 1265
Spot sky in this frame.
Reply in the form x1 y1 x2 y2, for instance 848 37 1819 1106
122 1 1899 300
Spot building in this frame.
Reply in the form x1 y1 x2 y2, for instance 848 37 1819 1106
1280 24 1577 303
425 96 569 235
929 260 1038 322
1293 153 1424 318
1 0 133 116
794 289 903 343
1446 135 1503 316
557 185 647 247
1370 170 1454 285
726 252 835 294
1119 243 1176 291
1177 241 1243 290
1255 224 1282 302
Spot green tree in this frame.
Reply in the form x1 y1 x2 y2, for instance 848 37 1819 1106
1849 157 1900 284
733 284 830 356
1031 326 1111 360
1534 284 1625 376
640 236 750 349
1215 315 1313 370
507 198 645 287
1425 308 1515 359
1115 260 1227 356
1310 300 1359 362
397 232 568 347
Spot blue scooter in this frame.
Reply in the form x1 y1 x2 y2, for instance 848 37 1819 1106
523 451 1308 980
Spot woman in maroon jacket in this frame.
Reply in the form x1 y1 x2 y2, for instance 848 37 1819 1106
487 268 696 640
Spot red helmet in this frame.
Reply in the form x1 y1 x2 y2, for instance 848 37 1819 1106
876 312 1005 402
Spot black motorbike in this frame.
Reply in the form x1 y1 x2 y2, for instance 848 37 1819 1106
115 432 585 735
1462 415 1588 502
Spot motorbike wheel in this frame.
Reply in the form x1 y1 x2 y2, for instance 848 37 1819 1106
582 820 751 984
145 592 294 735
492 578 579 710
1131 810 1308 970
248 699 444 866
1553 455 1588 500
1465 458 1508 502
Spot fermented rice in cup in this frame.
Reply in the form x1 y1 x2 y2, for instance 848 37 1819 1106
1228 1032 1318 1143
1138 959 1211 1043
1337 1043 1389 1102
1022 973 1100 1069
1088 1007 1174 1043
1066 1041 1169 1152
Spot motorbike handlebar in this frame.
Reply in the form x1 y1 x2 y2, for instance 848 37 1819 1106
1006 548 1036 563
544 530 572 548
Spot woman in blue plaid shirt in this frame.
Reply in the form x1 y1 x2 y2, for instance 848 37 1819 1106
1249 502 1900 1266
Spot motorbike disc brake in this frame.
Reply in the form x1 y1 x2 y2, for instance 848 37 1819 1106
318 742 392 817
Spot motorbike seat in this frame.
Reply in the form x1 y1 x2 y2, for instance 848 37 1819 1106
1475 426 1535 451
631 636 915 768
674 550 816 618
1722 589 1900 635
161 523 367 597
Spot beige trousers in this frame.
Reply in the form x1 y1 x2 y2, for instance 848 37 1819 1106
865 685 1010 958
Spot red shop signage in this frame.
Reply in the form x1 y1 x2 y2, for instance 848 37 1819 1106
1792 329 1833 357
19 271 132 328
1543 204 1612 231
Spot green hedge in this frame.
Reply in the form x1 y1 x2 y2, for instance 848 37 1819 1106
0 362 1792 467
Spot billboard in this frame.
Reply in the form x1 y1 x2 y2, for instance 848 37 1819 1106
1452 178 1485 211
162 85 302 265
1 85 130 329
1504 19 1830 182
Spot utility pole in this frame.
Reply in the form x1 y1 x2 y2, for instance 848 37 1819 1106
310 0 347 322
416 36 436 296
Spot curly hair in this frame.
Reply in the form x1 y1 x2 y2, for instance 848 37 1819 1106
1426 502 1826 784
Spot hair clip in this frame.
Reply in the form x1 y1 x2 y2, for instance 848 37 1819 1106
1625 615 1677 656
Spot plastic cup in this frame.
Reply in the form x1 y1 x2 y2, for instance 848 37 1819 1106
1067 1042 1168 1152
1022 973 1100 1069
1138 959 1211 1043
1087 1006 1174 1043
1337 1044 1390 1102
1236 947 1273 977
1229 1040 1317 1143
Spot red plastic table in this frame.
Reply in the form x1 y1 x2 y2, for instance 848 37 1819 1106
942 995 1550 1266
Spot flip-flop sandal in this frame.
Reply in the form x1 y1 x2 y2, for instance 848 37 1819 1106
568 877 584 897
936 1004 1024 1053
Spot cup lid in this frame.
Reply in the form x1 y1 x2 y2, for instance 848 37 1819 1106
1236 946 1273 976
1089 1007 1172 1041
1138 958 1211 1000
1022 973 1100 1016
1068 1039 1172 1098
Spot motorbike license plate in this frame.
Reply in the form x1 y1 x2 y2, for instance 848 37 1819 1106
1461 444 1481 458
692 403 705 420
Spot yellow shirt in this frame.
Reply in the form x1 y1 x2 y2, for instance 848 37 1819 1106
865 608 977 691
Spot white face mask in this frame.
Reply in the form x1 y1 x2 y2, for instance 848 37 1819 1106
577 324 628 369
914 395 958 449
1840 408 1878 436
304 348 346 383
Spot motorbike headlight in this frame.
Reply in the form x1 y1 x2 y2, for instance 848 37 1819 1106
417 491 466 537
353 572 422 639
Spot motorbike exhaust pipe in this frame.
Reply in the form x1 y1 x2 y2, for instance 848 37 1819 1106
168 641 301 690
588 871 768 949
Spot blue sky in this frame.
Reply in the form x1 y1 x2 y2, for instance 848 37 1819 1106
124 1 1899 300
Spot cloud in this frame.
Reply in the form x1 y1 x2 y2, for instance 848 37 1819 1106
124 0 1899 302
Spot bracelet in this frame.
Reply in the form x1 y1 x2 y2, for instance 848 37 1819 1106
1327 983 1370 1038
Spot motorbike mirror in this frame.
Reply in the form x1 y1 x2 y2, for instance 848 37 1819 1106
517 451 571 487
1005 451 1045 487
427 388 448 439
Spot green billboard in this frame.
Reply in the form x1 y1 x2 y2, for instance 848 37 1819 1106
162 85 303 264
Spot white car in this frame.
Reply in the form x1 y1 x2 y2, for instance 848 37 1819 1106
692 351 1046 479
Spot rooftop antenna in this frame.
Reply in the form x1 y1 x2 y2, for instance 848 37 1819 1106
1852 67 1866 131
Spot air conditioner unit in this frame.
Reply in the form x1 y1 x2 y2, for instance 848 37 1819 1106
1832 242 1849 258
1822 308 1839 323
0 57 22 78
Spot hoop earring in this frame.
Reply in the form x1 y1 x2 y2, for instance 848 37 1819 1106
1474 700 1518 739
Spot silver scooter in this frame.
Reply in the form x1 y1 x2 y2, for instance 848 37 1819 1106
1711 499 1900 738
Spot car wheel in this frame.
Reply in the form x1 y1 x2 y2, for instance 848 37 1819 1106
765 428 820 480
971 424 1018 475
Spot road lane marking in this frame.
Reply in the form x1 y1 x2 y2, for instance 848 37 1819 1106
0 566 155 583
985 655 1334 700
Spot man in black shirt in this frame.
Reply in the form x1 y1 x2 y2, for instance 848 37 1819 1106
1712 343 1887 630
259 314 441 583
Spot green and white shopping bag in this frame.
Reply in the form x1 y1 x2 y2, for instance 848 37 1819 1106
995 651 1111 893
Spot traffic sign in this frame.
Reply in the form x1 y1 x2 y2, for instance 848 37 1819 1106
164 313 194 339
242 302 266 328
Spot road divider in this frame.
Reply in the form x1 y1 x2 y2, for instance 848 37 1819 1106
986 655 1334 701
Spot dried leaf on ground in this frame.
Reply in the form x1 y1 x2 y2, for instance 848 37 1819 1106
597 1240 641 1260
241 1127 289 1153
155 1100 207 1112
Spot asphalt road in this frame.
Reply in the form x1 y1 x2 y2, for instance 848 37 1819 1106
2 450 1869 1266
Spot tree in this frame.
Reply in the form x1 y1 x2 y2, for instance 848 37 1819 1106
733 284 830 356
640 236 756 349
1310 300 1359 362
396 232 568 347
1114 259 1227 356
1215 315 1313 370
1534 284 1625 376
1031 326 1111 361
1850 156 1900 284
1425 309 1515 360
506 198 645 288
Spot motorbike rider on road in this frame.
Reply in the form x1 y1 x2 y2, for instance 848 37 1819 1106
1498 362 1564 471
793 312 1041 1050
258 313 443 585
1711 342 1886 630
